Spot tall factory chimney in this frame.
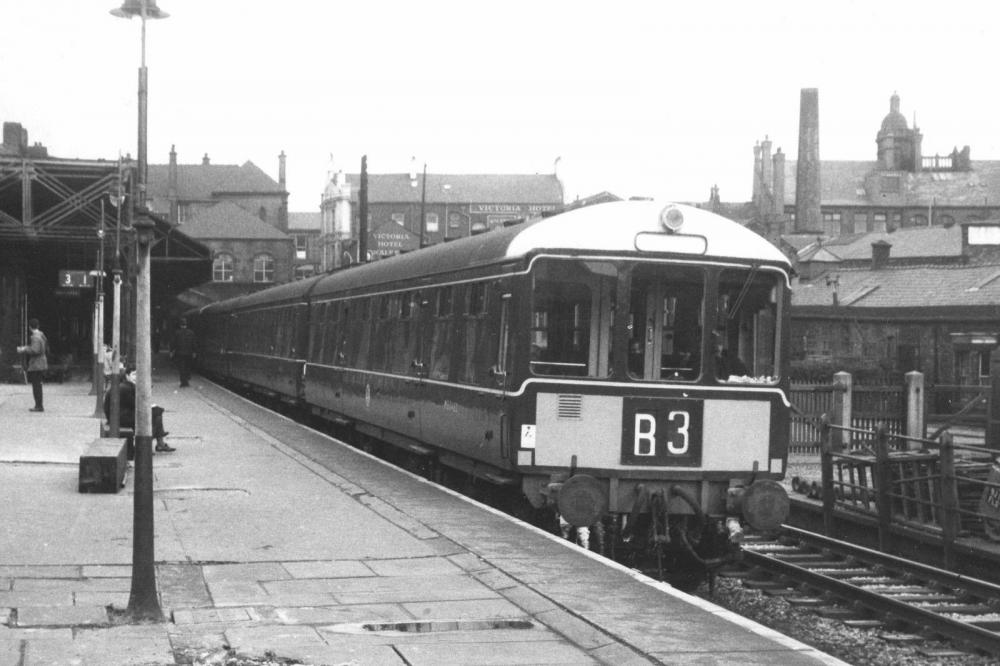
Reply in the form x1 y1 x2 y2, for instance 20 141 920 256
772 148 785 217
795 88 821 233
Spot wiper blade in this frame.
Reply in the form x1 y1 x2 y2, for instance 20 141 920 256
728 264 759 320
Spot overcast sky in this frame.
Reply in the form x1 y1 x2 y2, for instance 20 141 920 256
2 1 998 212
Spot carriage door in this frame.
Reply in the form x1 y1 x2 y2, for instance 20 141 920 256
638 286 681 380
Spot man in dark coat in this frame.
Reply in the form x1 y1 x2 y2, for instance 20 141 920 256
172 318 196 388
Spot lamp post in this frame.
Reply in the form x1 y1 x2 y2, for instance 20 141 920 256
127 215 160 621
111 0 167 622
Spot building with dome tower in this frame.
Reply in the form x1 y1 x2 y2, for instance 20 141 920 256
748 91 996 250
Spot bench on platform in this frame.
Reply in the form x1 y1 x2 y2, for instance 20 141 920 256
100 423 135 460
78 438 129 494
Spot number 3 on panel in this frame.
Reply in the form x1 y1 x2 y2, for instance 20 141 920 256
666 410 689 455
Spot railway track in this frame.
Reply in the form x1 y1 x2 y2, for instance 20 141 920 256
732 524 1000 658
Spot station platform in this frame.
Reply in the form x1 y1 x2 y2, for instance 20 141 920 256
0 358 844 665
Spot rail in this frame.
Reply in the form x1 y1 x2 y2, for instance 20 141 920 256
817 414 1000 570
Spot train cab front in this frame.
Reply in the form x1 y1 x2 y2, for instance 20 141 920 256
508 230 791 581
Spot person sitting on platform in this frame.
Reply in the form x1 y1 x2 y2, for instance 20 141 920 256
103 367 175 453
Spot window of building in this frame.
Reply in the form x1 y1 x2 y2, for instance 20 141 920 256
909 214 928 227
259 206 268 222
939 214 956 227
212 253 234 282
853 212 867 233
391 213 405 225
294 235 308 260
425 213 439 233
873 213 887 232
253 253 275 283
294 265 315 280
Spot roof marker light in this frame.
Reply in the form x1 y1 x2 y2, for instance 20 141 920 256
659 205 684 232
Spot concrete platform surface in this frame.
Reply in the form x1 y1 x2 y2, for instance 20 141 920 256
0 361 845 665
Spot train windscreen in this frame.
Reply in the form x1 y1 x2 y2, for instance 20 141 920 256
530 259 615 378
714 267 780 383
529 259 781 384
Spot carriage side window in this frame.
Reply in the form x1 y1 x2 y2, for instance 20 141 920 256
355 297 372 369
468 282 487 316
335 302 352 366
308 304 322 363
429 287 454 380
627 266 704 381
370 295 394 371
460 281 499 386
714 268 781 383
319 303 337 364
391 291 420 374
275 308 290 356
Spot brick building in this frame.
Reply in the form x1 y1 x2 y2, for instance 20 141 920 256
790 221 1000 386
146 147 293 309
317 163 564 270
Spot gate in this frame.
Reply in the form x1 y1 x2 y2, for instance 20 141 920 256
790 381 839 453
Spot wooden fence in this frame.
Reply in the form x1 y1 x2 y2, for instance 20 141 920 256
790 373 991 453
790 375 907 453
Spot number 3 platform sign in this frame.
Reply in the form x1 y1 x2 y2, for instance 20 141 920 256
58 270 94 288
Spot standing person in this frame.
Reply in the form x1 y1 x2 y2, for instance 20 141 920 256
172 318 196 388
16 318 48 412
104 367 175 452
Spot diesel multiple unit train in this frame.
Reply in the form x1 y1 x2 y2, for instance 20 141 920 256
189 200 792 574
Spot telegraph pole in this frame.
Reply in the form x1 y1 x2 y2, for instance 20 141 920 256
419 163 427 248
359 155 368 263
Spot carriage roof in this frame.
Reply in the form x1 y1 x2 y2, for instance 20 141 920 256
206 200 789 313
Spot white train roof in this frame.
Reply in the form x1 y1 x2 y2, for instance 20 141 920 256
506 200 789 265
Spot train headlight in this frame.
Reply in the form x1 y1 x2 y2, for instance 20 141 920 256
659 205 684 233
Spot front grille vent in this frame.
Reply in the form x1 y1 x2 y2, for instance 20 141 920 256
557 394 583 420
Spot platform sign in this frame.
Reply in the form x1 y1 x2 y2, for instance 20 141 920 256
58 270 93 288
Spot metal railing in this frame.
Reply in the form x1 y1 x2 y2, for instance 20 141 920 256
818 415 999 570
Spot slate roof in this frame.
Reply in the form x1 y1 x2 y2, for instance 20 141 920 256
807 225 963 261
792 263 1000 310
146 160 283 202
288 212 320 231
783 160 1000 207
340 173 563 205
178 201 290 241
